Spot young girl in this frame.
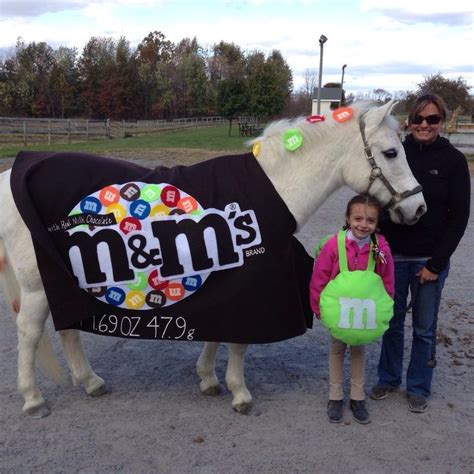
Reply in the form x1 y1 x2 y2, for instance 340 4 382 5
310 194 394 424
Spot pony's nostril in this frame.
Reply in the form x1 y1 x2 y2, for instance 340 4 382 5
416 205 426 217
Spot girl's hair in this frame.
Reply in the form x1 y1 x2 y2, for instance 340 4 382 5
407 93 448 125
343 194 382 230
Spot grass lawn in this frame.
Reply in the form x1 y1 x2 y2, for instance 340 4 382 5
0 125 252 159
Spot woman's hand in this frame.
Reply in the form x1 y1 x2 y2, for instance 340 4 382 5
416 266 439 284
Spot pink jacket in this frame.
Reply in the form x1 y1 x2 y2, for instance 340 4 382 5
309 233 395 316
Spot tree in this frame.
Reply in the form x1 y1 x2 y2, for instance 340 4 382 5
181 53 209 116
96 37 141 119
301 68 317 100
413 74 471 113
206 41 246 115
49 46 79 118
2 40 81 118
285 68 317 117
0 53 21 116
286 91 312 117
10 39 55 116
208 41 245 82
372 88 392 104
344 92 355 105
247 50 292 118
78 37 116 118
136 31 175 119
217 78 248 135
169 38 209 118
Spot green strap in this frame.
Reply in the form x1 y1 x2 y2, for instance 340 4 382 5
337 230 349 272
337 229 376 272
367 242 376 271
368 234 376 272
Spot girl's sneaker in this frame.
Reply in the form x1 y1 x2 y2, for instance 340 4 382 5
350 399 370 424
327 400 344 423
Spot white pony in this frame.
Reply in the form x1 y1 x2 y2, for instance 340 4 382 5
0 101 426 418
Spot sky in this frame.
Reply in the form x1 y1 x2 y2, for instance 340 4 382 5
0 0 472 96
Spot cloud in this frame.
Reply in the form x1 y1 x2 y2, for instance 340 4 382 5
0 0 169 18
361 0 473 26
376 10 470 26
0 0 86 17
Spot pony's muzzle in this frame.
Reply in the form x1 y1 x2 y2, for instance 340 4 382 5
393 202 426 225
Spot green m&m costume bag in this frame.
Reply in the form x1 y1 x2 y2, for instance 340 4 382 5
319 230 394 345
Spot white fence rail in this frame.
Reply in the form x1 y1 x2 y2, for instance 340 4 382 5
0 116 227 145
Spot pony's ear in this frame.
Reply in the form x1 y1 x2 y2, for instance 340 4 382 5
364 99 398 131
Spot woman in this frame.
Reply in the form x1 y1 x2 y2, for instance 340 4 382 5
371 93 471 413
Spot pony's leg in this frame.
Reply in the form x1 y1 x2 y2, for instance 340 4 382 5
58 329 107 397
1 171 51 417
16 289 51 418
196 341 222 395
225 343 252 414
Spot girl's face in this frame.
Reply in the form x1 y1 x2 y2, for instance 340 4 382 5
346 203 378 240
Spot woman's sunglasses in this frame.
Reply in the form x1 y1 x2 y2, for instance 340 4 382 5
411 114 442 125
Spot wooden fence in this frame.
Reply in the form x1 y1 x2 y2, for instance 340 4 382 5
0 116 226 145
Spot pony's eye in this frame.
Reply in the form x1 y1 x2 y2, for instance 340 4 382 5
382 148 398 159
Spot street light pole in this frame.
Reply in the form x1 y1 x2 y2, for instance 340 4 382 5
316 34 328 115
340 64 347 106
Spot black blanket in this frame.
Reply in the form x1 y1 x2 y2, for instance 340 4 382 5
11 151 313 343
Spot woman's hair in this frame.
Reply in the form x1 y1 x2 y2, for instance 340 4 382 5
407 93 448 125
343 194 383 229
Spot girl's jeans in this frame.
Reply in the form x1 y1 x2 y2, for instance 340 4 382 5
377 260 449 398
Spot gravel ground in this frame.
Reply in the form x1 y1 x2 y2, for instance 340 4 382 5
0 150 472 473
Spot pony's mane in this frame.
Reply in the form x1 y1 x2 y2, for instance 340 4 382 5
250 101 377 145
249 101 398 150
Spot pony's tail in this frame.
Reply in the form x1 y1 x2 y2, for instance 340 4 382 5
0 238 68 386
36 331 69 386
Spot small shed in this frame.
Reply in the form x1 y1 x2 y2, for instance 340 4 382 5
311 87 343 116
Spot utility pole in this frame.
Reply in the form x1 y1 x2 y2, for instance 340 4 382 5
316 34 328 115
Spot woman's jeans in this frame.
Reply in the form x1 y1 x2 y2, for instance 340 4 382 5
377 260 449 397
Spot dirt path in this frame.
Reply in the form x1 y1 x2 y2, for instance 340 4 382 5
0 150 472 473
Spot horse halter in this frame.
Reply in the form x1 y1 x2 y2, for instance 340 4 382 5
358 114 423 210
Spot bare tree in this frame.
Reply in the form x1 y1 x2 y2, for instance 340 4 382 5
301 68 317 99
373 88 392 103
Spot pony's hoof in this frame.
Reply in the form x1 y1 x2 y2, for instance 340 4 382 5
202 384 223 396
88 383 108 397
233 401 253 415
24 403 50 419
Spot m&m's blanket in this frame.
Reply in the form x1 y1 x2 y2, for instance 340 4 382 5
10 151 313 343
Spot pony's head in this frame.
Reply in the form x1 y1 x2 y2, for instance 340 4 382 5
250 100 425 229
339 100 426 225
